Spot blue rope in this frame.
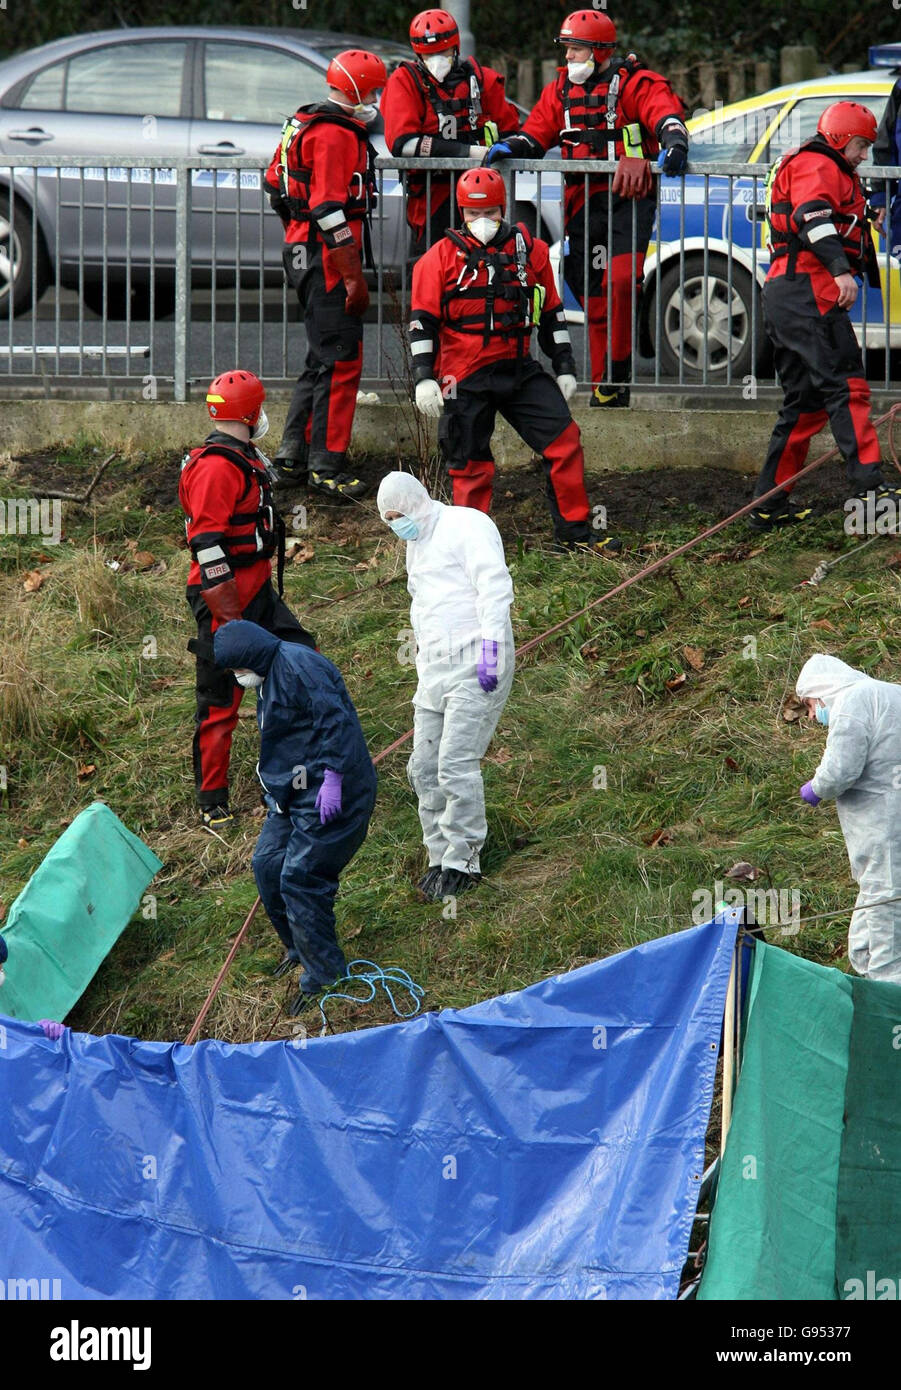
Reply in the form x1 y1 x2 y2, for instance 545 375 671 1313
317 959 425 1035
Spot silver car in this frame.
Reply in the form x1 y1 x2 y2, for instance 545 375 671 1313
0 26 414 317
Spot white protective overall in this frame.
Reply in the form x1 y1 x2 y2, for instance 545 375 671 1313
377 472 515 875
796 653 901 982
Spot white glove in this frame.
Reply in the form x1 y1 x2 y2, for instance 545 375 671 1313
415 379 445 418
556 373 578 402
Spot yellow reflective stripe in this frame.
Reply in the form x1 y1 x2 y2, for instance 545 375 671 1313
622 123 644 157
206 393 226 403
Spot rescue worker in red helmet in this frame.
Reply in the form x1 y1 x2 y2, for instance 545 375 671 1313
179 369 316 827
381 9 521 255
264 50 386 499
486 10 688 407
409 167 621 553
380 8 520 257
749 102 900 529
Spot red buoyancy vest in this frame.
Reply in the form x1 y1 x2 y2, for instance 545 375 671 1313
180 443 281 570
557 55 658 161
274 104 376 231
766 136 873 280
399 58 490 144
440 222 540 346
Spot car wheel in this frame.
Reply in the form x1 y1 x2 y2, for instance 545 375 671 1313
0 193 50 316
647 256 761 383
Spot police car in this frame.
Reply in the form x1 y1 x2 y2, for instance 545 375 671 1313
640 58 900 382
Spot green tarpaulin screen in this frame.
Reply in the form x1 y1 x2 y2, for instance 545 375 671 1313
0 801 161 1023
699 943 901 1301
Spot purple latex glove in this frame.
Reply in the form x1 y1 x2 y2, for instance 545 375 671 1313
38 1020 66 1040
315 768 343 825
477 638 499 693
800 781 821 807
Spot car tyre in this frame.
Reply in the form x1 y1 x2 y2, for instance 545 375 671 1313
646 255 764 383
0 193 50 316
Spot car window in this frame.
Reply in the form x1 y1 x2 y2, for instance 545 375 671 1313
64 42 186 117
688 106 783 162
21 61 66 110
764 95 883 161
203 43 328 124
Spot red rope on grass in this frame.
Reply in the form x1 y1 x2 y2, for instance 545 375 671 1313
183 403 901 1043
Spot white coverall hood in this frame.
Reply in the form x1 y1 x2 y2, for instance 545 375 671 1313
376 471 442 540
796 654 867 709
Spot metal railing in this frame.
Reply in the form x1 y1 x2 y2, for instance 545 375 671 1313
3 152 901 400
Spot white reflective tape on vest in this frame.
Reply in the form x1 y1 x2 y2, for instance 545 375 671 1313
197 545 227 563
553 329 571 343
411 340 434 354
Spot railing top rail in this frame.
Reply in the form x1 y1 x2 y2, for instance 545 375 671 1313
2 153 901 178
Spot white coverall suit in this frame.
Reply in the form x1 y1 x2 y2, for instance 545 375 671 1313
796 653 901 983
377 472 515 876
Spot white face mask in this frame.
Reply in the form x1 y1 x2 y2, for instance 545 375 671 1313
250 407 269 443
423 52 454 83
235 671 264 689
466 216 501 245
567 59 594 85
352 103 379 124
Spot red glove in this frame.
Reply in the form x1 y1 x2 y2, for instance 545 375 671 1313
204 577 243 626
326 243 369 317
612 156 653 200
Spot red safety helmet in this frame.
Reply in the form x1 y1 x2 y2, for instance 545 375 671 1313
557 9 616 56
457 166 507 212
817 101 877 151
326 50 387 105
410 9 460 55
206 369 265 427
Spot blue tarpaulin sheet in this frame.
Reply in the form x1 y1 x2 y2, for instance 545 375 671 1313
0 916 737 1300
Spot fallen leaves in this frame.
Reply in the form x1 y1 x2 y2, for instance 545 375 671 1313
782 694 806 723
647 826 675 847
665 672 686 692
22 569 44 592
682 645 705 671
810 618 837 632
726 861 761 882
76 763 96 781
286 540 315 564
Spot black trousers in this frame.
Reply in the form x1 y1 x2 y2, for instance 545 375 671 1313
187 581 315 810
438 358 592 542
280 243 364 472
754 275 883 500
564 189 656 385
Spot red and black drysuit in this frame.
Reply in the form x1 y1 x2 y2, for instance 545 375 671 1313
410 222 595 542
264 103 376 473
499 57 687 391
179 432 315 811
754 136 884 503
382 57 520 253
